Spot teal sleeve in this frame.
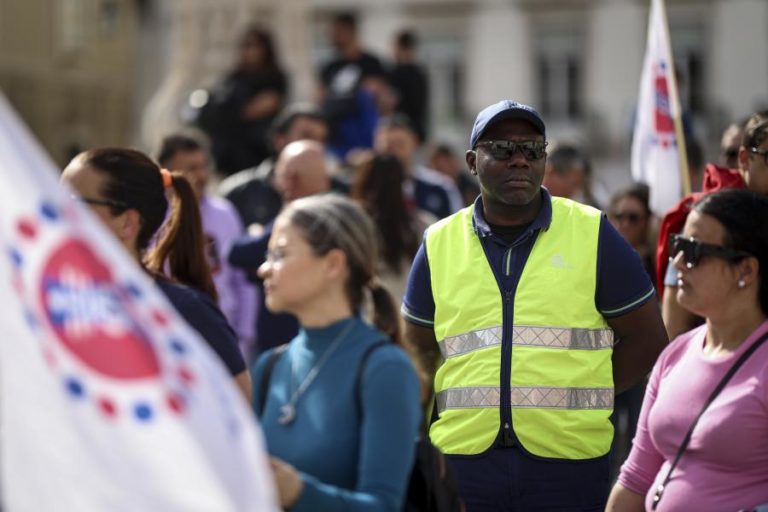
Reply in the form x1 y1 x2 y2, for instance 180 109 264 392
290 353 422 512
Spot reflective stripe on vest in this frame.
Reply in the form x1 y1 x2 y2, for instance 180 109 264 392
426 197 614 459
438 325 613 359
435 386 614 413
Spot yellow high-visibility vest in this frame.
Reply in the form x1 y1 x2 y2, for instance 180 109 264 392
426 197 614 459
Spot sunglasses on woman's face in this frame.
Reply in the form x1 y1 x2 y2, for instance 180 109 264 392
611 211 645 225
669 234 752 269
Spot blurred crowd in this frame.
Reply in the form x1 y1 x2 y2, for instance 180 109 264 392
59 11 768 512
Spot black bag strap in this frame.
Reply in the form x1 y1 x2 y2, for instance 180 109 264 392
257 344 289 417
652 330 768 510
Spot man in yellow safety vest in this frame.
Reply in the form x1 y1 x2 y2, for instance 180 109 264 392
402 100 668 511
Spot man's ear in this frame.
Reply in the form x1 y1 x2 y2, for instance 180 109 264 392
466 150 477 175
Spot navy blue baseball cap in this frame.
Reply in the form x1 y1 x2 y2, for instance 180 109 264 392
469 100 546 148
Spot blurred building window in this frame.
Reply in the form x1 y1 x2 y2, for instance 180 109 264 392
420 33 464 124
670 21 707 115
99 0 121 37
58 0 86 56
536 29 584 120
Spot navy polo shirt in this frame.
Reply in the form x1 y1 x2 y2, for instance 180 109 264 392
157 279 246 376
402 190 655 327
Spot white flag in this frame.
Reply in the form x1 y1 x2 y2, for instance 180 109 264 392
0 93 278 511
631 0 690 215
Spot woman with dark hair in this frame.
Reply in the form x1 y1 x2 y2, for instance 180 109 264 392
608 183 655 283
61 148 251 399
350 153 431 304
252 194 421 511
197 24 288 175
607 189 768 511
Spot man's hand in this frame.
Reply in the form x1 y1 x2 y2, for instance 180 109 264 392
608 297 669 393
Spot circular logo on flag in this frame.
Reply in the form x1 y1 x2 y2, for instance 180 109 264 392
39 239 160 380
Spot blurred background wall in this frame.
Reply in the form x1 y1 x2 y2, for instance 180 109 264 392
1 0 766 198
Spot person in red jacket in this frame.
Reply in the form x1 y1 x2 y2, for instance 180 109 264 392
660 112 768 338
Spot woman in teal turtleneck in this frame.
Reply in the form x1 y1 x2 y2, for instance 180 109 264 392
252 195 422 511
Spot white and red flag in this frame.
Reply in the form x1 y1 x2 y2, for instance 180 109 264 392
0 93 278 511
631 0 690 215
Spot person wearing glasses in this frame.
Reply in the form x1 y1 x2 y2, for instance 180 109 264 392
660 112 768 340
607 183 657 480
401 100 668 511
61 148 251 400
608 189 768 512
252 195 421 510
719 119 745 170
609 183 655 282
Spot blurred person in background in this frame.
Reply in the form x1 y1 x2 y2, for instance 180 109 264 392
157 133 256 357
719 119 745 169
218 103 329 232
428 143 480 207
228 140 331 357
608 189 768 512
686 138 704 193
607 183 656 482
374 115 462 219
253 194 421 511
61 148 251 399
659 113 768 340
542 142 601 208
351 153 433 305
196 25 288 175
319 12 384 160
609 183 655 282
388 29 429 143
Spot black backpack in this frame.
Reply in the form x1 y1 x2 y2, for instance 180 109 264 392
258 342 464 512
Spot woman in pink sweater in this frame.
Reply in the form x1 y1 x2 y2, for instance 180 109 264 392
607 189 768 512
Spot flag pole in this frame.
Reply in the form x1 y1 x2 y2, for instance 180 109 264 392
657 0 691 195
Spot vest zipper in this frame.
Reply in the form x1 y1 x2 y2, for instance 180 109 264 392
500 288 516 446
479 232 534 448
503 422 515 445
480 232 517 446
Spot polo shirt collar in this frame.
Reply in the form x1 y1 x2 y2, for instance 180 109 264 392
471 188 554 238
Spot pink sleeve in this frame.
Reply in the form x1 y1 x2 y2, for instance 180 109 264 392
616 356 667 495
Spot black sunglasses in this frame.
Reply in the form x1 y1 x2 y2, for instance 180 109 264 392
611 212 645 225
73 195 129 211
669 234 752 269
475 140 548 161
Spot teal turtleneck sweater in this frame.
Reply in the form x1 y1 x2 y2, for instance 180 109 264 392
252 315 421 512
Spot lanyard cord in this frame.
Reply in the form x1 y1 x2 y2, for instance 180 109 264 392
278 321 355 425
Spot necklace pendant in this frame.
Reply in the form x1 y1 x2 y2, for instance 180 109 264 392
277 404 296 425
